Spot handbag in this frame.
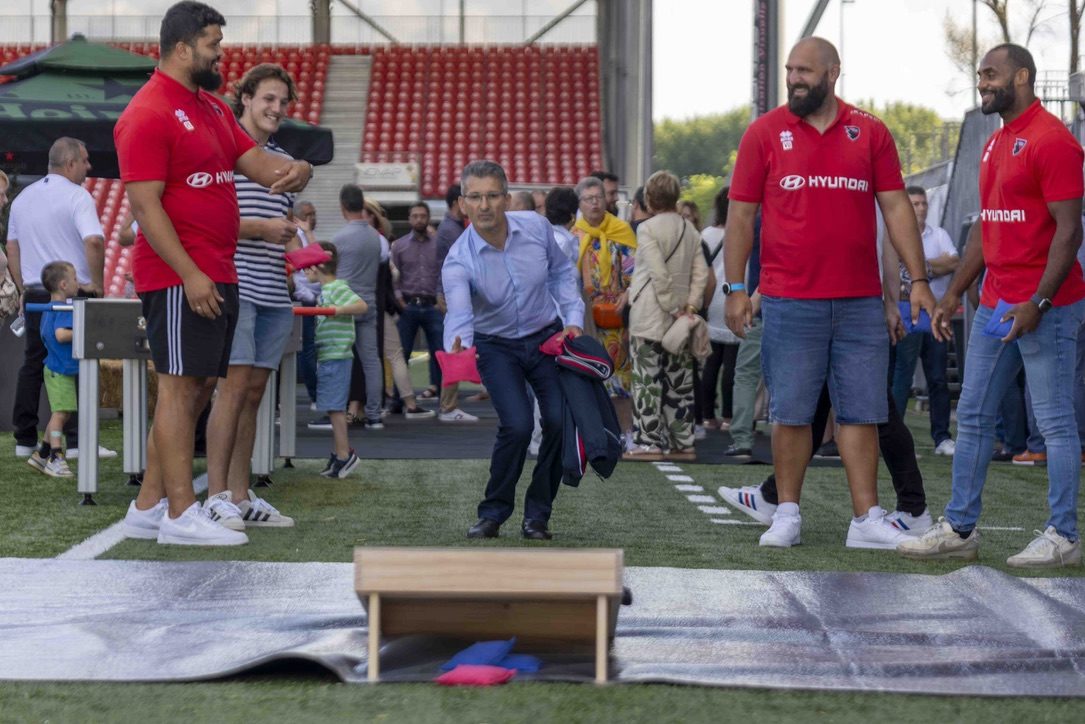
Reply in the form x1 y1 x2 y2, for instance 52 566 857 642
592 301 624 330
0 271 19 321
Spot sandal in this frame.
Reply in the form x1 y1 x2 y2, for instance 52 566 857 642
419 386 438 399
622 444 664 462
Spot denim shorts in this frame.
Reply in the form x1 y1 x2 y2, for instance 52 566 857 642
229 301 295 369
316 358 352 413
761 295 888 425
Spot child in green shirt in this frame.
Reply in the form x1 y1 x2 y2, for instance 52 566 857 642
305 242 369 478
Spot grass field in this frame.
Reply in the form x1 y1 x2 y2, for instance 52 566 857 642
2 412 1084 722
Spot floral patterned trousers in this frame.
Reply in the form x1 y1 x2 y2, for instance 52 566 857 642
630 336 695 451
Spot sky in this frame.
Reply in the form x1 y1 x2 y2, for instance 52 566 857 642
6 0 1081 122
654 0 1081 121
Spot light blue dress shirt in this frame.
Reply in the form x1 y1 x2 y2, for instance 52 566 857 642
442 210 585 349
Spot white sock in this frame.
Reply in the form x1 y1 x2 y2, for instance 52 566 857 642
855 504 885 523
777 502 800 517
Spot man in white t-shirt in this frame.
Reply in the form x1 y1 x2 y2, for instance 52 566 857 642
5 137 107 459
890 185 959 455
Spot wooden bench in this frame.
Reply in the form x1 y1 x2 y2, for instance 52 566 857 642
354 547 624 683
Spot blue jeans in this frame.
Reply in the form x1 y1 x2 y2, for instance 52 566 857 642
761 295 888 424
891 330 952 444
474 322 564 525
353 310 382 422
397 302 445 388
947 301 1085 540
1021 319 1085 453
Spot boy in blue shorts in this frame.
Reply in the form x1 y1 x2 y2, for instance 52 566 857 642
305 242 368 477
28 261 79 478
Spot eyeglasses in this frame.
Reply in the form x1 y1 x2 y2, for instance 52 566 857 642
580 195 604 205
463 192 506 204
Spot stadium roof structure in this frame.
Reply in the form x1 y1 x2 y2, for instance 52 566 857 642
0 34 333 178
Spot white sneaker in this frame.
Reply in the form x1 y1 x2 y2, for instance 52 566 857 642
885 508 933 537
760 510 801 547
203 491 245 531
237 490 295 527
897 517 980 560
66 445 118 460
15 444 35 457
43 453 74 478
694 425 707 441
439 408 479 423
1006 526 1082 568
718 485 776 525
157 502 248 546
934 439 956 456
846 507 910 549
122 498 168 540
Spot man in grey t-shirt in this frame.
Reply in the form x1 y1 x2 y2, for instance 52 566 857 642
331 184 383 426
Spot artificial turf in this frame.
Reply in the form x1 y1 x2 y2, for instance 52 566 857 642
2 413 1084 721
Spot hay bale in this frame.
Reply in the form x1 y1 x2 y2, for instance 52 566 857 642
99 360 158 416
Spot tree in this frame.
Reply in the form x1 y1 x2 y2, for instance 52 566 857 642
680 174 726 226
856 100 960 175
652 108 750 179
943 0 1051 97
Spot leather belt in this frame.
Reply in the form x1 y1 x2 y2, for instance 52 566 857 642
406 295 438 306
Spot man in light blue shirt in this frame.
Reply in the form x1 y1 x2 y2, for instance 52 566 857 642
443 161 584 540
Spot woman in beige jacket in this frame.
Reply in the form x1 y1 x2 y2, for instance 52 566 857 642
625 171 709 461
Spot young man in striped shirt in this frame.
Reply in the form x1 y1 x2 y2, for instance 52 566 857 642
204 63 302 529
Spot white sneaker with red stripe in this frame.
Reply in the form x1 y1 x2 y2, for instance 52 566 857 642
718 485 776 525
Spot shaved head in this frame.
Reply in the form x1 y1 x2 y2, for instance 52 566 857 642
791 36 840 68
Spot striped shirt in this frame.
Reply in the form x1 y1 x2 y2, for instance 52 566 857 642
316 279 360 361
234 138 296 308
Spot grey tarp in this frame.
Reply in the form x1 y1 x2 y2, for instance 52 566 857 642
1 558 1083 695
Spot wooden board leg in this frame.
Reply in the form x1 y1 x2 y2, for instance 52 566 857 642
595 594 607 684
368 593 381 682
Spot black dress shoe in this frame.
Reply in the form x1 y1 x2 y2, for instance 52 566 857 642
467 518 500 539
521 520 553 540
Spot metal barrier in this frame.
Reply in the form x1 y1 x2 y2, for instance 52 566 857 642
27 301 335 502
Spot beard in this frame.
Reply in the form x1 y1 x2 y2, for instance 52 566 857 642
191 62 222 91
980 84 1015 115
787 74 830 117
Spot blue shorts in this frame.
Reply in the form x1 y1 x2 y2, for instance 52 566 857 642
761 295 888 425
316 358 352 413
229 301 294 369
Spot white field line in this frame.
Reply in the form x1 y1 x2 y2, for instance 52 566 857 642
979 526 1026 532
711 518 761 526
699 505 732 515
666 474 694 482
674 484 704 492
687 494 717 504
655 465 682 472
56 473 209 561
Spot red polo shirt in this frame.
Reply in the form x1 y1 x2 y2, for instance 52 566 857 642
979 99 1085 308
114 69 257 293
729 100 905 298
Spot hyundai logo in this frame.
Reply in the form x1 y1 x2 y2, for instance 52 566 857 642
779 175 806 190
187 172 213 188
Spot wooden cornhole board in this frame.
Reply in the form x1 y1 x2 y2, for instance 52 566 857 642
354 547 624 683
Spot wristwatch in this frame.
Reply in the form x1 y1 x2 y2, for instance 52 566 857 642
721 282 746 295
1030 294 1053 313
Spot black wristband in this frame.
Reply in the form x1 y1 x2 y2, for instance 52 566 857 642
911 278 930 284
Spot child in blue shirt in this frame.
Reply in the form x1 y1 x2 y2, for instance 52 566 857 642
29 261 79 478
